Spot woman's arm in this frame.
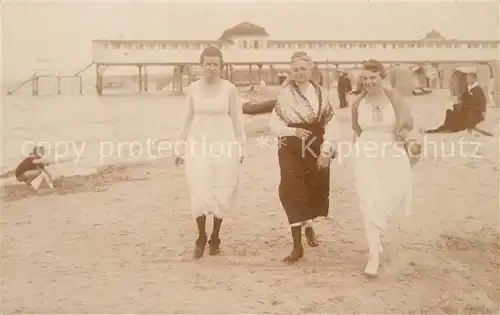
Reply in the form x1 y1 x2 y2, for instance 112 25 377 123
34 156 74 166
269 89 297 136
269 109 296 136
320 99 340 155
176 88 195 155
229 84 247 146
351 95 363 138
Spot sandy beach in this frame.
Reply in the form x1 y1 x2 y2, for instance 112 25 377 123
2 90 499 313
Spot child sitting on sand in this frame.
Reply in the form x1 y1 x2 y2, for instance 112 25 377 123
15 146 56 191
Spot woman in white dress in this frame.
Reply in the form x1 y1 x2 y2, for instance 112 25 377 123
270 52 339 263
175 47 246 259
351 59 420 277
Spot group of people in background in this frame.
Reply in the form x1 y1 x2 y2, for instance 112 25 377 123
174 46 426 278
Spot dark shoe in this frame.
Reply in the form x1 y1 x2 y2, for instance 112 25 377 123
284 244 304 263
283 226 303 264
305 226 319 247
209 217 223 256
208 238 221 256
193 215 207 259
193 235 207 259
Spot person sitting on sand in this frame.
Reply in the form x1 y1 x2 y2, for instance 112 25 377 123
15 146 55 191
270 51 339 264
462 70 489 136
424 103 467 134
425 70 492 137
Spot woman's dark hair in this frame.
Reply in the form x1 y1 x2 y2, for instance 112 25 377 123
32 145 44 156
350 59 386 95
199 46 224 65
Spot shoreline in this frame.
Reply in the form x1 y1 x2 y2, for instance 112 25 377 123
0 115 276 202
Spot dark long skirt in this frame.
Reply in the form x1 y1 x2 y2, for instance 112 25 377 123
277 130 330 225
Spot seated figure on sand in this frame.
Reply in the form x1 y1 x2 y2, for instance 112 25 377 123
425 70 492 136
15 146 55 191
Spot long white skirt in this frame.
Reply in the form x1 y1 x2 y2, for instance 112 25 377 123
352 132 413 229
184 138 241 219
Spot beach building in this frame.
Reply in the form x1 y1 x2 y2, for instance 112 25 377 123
92 22 498 65
91 22 499 97
7 22 499 100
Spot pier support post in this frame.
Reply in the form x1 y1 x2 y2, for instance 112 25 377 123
79 76 83 95
96 65 103 96
248 64 253 86
179 65 184 94
257 64 263 84
32 74 39 96
269 65 275 85
138 65 143 92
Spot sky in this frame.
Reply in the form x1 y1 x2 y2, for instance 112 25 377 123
1 0 499 84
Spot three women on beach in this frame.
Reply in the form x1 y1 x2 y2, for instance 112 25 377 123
175 47 419 278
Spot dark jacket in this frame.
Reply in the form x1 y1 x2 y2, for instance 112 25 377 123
460 84 487 128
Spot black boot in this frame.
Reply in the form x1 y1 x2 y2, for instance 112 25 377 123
305 226 319 247
193 215 207 259
284 226 304 263
209 217 222 255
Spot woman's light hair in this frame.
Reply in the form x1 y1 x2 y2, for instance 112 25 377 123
362 59 387 79
290 51 313 66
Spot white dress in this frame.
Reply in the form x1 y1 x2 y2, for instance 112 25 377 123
183 80 243 219
352 98 413 229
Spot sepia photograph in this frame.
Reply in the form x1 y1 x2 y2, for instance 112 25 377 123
1 0 499 313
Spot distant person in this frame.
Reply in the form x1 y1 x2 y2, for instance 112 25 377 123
15 146 54 191
311 66 323 86
461 70 489 136
277 73 287 85
488 76 496 107
337 72 352 108
174 46 246 259
424 103 467 134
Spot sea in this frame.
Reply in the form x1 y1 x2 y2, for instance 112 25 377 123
2 84 497 186
1 87 195 181
1 84 274 184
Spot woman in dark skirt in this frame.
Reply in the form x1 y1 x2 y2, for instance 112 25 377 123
269 51 339 263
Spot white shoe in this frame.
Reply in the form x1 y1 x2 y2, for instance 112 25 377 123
364 253 380 277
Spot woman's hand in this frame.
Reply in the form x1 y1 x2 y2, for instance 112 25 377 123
294 128 312 140
316 153 331 169
317 147 336 169
396 127 410 141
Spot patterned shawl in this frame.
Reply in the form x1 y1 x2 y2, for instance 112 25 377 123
274 81 335 127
